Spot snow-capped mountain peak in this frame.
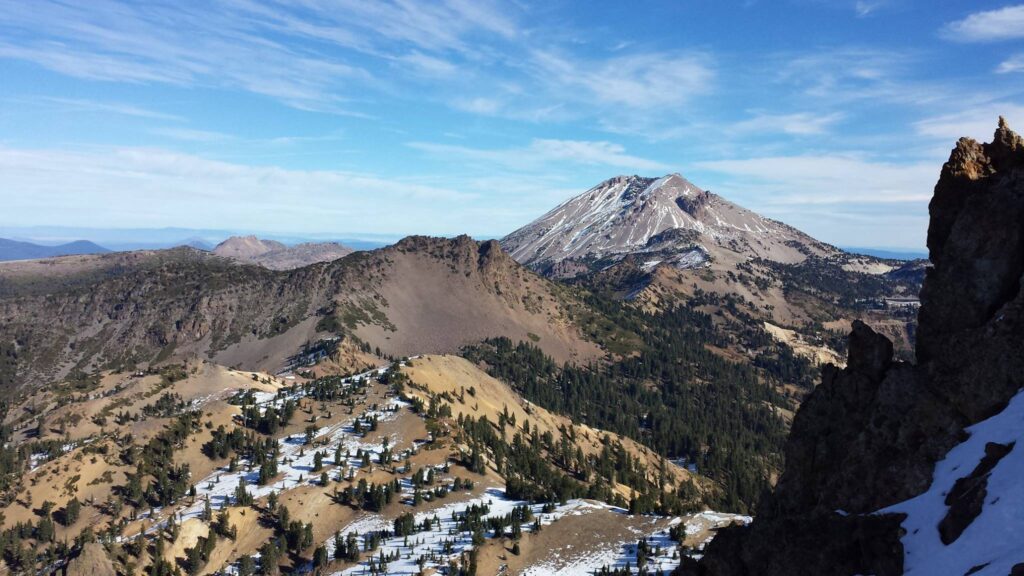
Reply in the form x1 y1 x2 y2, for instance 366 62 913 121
501 172 836 276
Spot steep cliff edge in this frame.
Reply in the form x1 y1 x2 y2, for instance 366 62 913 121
686 118 1024 575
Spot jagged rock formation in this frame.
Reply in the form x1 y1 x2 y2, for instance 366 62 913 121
685 119 1024 575
212 235 353 270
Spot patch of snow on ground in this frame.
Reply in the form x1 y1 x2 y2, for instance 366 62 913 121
521 509 749 575
674 248 708 270
330 487 526 576
878 388 1024 575
179 374 409 522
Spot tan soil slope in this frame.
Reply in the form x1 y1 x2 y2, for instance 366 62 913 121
343 236 603 364
475 507 675 575
763 322 845 367
65 542 117 576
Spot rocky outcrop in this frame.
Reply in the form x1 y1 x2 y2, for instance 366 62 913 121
686 119 1024 575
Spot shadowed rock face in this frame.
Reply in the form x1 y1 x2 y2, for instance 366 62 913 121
684 118 1024 576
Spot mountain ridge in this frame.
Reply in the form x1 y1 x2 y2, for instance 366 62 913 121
0 234 599 391
505 172 923 362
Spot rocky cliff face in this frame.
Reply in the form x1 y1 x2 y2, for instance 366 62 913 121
686 118 1024 575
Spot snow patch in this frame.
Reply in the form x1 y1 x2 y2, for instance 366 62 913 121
877 388 1024 575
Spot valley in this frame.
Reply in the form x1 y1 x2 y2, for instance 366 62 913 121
0 160 929 576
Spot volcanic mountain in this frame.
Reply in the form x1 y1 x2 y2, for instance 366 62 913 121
502 173 838 277
504 173 923 359
212 235 353 270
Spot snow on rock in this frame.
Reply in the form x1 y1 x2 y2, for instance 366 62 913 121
877 387 1024 575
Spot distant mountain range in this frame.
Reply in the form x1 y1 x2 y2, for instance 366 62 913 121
840 246 928 260
1 225 393 252
0 238 110 261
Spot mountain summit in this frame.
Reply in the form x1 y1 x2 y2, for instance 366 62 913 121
212 235 353 270
502 173 836 277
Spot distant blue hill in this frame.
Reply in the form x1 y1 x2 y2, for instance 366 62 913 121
0 238 111 261
841 246 928 261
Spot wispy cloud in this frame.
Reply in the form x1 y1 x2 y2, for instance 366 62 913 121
854 1 885 17
397 51 459 77
530 50 715 111
150 127 233 142
997 54 1024 74
0 144 479 235
696 154 937 206
450 97 505 116
914 105 1024 142
731 111 844 136
942 5 1024 42
773 48 925 104
22 96 184 121
408 139 670 172
0 0 520 113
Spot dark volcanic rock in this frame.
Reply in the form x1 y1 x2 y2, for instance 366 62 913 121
686 119 1024 575
847 319 893 382
937 441 1014 545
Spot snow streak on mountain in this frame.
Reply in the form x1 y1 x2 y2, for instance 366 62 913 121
502 173 837 275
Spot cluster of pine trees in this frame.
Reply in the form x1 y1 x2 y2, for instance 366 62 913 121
463 298 793 512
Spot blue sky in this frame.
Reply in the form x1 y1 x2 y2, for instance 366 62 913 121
1 1 1022 249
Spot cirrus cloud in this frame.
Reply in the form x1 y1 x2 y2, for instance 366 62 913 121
408 138 670 172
